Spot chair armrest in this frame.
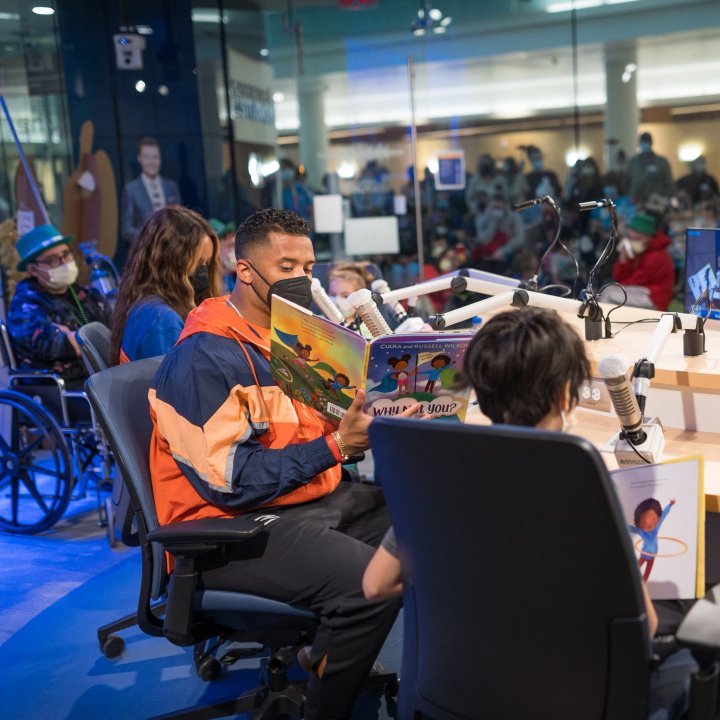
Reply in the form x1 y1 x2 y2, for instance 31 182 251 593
147 516 262 549
150 517 264 647
676 584 720 660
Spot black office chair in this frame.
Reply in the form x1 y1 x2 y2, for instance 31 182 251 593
76 321 112 374
86 358 321 719
371 418 652 720
76 321 132 548
371 418 720 720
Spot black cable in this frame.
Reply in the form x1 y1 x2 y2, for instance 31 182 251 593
528 201 581 297
538 283 572 298
611 317 660 336
621 431 652 464
598 281 627 337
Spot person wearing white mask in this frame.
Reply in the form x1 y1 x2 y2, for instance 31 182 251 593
8 223 110 414
210 219 238 293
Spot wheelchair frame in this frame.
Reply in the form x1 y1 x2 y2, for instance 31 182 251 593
0 321 112 534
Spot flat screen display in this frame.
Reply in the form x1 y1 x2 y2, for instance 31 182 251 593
684 227 720 320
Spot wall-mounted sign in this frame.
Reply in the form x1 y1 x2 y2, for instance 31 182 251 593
227 50 276 146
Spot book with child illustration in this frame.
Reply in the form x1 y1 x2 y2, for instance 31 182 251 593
269 295 474 423
609 456 704 600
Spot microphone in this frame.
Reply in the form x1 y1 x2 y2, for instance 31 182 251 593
579 198 614 211
347 288 393 338
598 355 647 445
514 195 558 212
371 279 408 324
311 278 346 325
514 197 544 211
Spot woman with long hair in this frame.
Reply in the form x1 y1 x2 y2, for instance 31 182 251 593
111 205 222 364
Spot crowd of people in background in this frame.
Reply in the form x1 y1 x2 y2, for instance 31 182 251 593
1 130 719 385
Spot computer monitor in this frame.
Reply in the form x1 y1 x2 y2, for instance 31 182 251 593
684 227 720 320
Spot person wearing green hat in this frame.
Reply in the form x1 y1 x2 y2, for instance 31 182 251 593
612 212 675 311
6 223 110 417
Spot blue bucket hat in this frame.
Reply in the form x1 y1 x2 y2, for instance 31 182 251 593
17 224 73 271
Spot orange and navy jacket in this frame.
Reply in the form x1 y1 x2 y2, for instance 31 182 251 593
148 296 342 527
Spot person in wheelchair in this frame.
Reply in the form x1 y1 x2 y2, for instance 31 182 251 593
110 206 222 364
7 223 110 420
149 208 418 719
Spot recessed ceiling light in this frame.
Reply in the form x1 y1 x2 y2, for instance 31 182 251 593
135 80 146 93
259 48 270 57
440 16 452 26
412 27 426 36
32 6 55 15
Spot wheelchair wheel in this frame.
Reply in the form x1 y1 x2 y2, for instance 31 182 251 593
0 390 73 534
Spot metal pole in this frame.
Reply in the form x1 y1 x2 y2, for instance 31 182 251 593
0 95 50 223
406 56 424 282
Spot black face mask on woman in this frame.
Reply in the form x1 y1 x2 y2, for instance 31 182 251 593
190 264 210 304
246 260 313 310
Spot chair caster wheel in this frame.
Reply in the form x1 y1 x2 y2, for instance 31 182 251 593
101 634 125 658
197 655 222 682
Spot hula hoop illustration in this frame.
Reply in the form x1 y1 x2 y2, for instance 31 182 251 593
634 536 688 558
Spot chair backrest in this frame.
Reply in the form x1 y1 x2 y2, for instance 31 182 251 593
369 418 649 720
85 357 167 611
76 321 112 374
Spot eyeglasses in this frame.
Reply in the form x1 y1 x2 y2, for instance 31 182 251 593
34 249 74 268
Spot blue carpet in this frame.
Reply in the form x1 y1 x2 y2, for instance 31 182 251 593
0 552 401 719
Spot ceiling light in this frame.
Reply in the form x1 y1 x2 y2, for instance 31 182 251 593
158 84 169 96
440 16 452 26
0 12 20 20
433 26 447 34
136 25 154 35
31 6 55 15
412 27 426 36
135 80 146 93
678 143 703 162
259 48 270 57
429 8 442 21
546 0 640 11
273 91 285 102
337 162 357 179
191 10 227 23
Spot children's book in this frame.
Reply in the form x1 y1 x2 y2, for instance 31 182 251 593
609 456 705 600
269 295 474 423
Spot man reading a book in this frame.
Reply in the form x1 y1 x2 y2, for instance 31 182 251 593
148 208 417 719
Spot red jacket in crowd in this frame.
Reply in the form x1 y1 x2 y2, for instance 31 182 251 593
612 231 675 311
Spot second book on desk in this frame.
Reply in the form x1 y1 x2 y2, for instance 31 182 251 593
269 295 473 423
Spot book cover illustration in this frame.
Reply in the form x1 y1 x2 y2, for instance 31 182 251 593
610 457 704 600
269 295 368 422
364 334 474 422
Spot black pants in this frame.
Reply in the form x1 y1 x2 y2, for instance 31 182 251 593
200 481 401 720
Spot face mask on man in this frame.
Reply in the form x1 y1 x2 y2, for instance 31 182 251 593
190 264 210 304
281 168 296 183
247 260 313 310
45 260 79 291
531 158 544 172
639 142 651 153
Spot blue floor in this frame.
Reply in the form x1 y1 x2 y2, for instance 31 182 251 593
0 514 402 720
